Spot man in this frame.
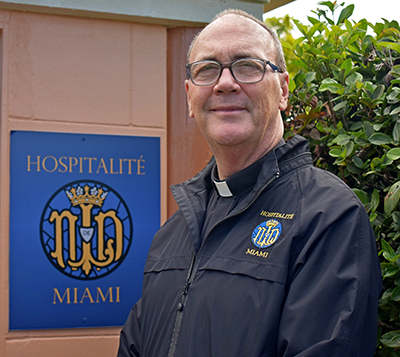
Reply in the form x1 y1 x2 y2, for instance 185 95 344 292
117 9 381 357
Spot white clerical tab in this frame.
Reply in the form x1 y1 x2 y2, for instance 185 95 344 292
214 180 233 197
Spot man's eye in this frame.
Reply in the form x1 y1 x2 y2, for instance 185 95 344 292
192 63 219 78
198 64 218 72
236 61 261 70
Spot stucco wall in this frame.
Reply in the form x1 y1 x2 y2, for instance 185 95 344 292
0 9 167 357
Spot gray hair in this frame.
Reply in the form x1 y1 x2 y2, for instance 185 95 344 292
186 9 287 72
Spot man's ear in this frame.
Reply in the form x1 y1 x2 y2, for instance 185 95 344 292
278 72 289 112
185 80 194 118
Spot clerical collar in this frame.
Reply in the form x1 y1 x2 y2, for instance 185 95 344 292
211 140 285 198
213 180 233 197
211 154 267 198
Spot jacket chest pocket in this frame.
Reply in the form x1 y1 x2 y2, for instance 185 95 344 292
197 255 288 284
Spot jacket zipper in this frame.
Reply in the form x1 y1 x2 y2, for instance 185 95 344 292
167 170 280 356
167 254 196 357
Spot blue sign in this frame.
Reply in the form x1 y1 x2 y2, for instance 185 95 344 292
9 131 160 330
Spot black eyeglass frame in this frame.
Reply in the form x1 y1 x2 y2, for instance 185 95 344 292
185 58 283 86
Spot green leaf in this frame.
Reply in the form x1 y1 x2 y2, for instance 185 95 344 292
350 122 363 131
340 58 352 77
390 107 400 115
343 141 354 158
293 19 308 37
289 79 296 93
319 78 344 94
280 41 293 50
371 189 380 212
393 122 400 142
332 134 351 145
308 22 323 38
391 65 400 79
353 188 368 204
333 101 347 111
381 28 400 39
382 263 400 278
391 286 400 301
329 148 342 157
382 239 400 262
385 181 400 216
377 41 400 54
353 156 364 168
387 148 400 160
307 16 319 25
381 331 400 348
345 72 363 87
336 4 354 25
305 72 316 84
319 1 335 12
372 85 385 100
371 157 383 170
369 133 392 145
293 36 305 49
363 121 374 138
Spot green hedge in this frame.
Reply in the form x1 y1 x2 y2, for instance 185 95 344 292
277 1 400 355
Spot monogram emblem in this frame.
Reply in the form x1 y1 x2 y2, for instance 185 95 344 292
251 220 282 249
40 180 133 280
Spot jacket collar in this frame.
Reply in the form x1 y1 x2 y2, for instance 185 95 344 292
171 135 312 202
170 135 312 242
211 139 284 198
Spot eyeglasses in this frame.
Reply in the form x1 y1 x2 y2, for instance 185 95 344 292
186 58 283 86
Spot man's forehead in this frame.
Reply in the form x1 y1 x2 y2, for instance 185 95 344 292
190 14 272 61
202 14 266 38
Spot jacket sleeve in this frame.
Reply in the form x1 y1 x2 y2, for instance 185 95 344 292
117 299 142 357
277 196 381 356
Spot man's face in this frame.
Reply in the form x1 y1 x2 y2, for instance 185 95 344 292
185 14 289 156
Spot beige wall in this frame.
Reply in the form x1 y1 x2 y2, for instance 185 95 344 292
0 9 167 357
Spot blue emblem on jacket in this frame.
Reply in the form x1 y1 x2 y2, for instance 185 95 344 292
251 220 282 248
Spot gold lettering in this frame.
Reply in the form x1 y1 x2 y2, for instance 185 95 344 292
27 155 41 172
80 287 94 303
53 288 71 304
96 158 108 174
74 287 78 304
259 211 294 220
84 157 96 173
59 156 68 173
124 159 136 175
246 248 269 259
42 156 58 172
119 159 123 174
253 226 266 246
53 287 120 304
258 225 273 247
69 157 78 173
94 210 123 260
137 155 145 175
96 287 113 303
109 159 118 174
26 155 145 175
49 210 78 267
270 229 280 245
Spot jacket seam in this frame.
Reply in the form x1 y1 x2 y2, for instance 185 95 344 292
339 207 363 356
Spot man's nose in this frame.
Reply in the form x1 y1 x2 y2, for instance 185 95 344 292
213 68 241 93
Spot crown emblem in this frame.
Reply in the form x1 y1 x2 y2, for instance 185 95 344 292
65 185 108 207
266 219 279 228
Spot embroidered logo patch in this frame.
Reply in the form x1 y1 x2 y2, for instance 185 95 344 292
251 220 282 248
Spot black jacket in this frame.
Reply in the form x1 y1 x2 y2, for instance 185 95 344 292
118 136 381 357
